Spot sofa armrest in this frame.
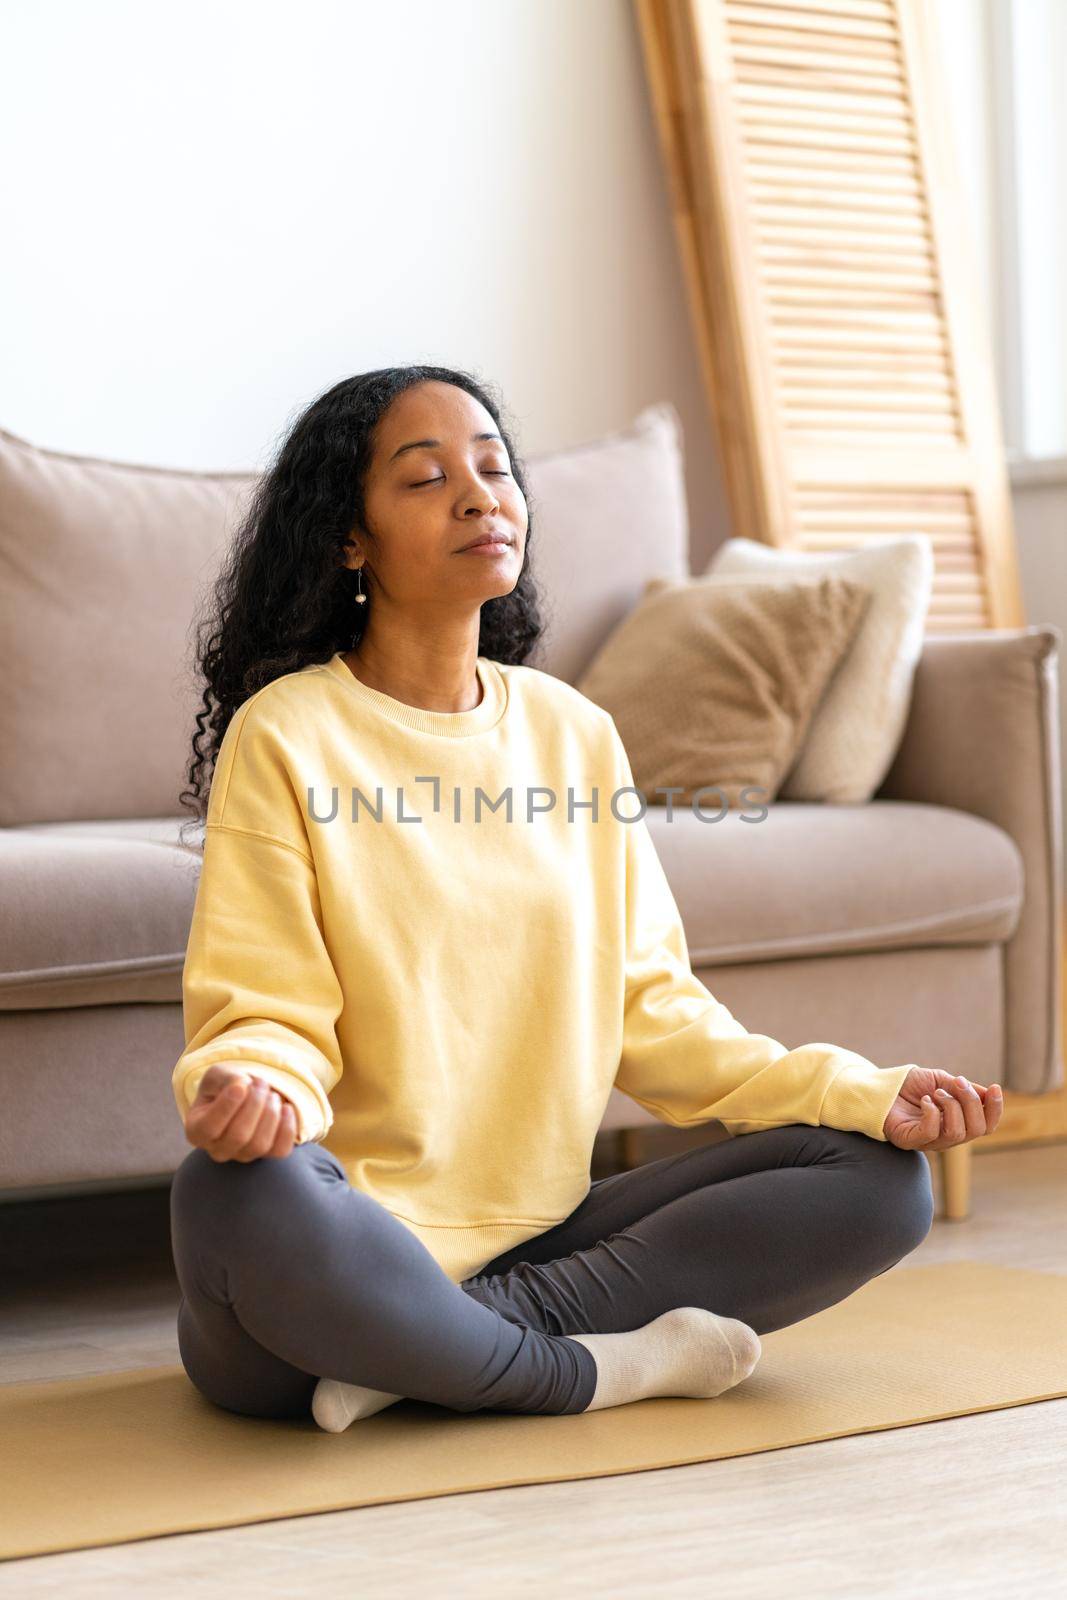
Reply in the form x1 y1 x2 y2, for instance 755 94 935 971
875 626 1063 1094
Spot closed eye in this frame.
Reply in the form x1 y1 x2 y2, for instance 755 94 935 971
410 472 511 488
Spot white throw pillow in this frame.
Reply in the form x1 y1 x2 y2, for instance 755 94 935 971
702 535 934 803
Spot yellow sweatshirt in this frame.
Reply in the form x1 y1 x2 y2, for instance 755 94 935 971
172 650 914 1283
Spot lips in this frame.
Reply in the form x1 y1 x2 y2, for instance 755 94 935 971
457 531 513 551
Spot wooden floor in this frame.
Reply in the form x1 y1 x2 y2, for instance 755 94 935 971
1 1140 1065 1597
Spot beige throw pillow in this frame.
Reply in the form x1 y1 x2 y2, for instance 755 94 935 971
575 574 872 808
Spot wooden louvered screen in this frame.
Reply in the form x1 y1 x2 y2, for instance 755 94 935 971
633 0 1026 629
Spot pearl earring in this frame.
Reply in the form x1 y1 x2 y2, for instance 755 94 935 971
354 566 367 605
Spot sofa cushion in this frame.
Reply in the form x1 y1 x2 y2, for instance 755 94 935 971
0 818 201 1009
0 423 257 828
525 401 691 685
0 801 1022 1010
644 798 1023 966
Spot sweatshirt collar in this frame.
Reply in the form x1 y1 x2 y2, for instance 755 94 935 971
321 651 507 738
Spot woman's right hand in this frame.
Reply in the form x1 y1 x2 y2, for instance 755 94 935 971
184 1063 300 1162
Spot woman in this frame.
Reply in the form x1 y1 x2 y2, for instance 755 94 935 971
169 365 1001 1433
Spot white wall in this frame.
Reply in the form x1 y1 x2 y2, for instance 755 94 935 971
0 0 731 570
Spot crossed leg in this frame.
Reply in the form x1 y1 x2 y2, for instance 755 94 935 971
169 1125 934 1421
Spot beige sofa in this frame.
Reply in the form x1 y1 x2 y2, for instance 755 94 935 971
0 404 1061 1209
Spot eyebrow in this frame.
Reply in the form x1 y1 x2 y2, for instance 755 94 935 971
388 431 504 464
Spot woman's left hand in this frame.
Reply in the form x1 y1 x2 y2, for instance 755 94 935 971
882 1067 1003 1151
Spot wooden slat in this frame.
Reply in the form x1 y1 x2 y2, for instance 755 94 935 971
734 53 906 90
748 144 915 175
731 25 901 55
726 2 898 40
756 201 927 232
785 399 956 417
750 165 924 198
770 288 941 311
734 83 913 118
729 16 898 50
778 351 947 369
760 241 935 267
783 388 955 407
750 187 927 218
771 318 947 344
780 362 951 382
728 0 897 22
743 124 918 156
761 225 934 254
795 506 976 518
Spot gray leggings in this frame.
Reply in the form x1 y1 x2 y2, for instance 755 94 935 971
169 1124 934 1421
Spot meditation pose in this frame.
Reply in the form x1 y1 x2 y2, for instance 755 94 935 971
169 369 1000 1432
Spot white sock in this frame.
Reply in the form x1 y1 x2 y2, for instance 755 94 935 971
312 1377 404 1433
310 1305 762 1430
566 1305 762 1411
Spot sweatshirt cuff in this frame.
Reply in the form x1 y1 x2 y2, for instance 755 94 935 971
819 1061 913 1142
174 1045 333 1144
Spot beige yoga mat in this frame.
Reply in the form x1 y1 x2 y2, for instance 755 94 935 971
4 1261 1066 1561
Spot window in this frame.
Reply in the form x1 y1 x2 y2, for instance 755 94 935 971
935 0 1067 475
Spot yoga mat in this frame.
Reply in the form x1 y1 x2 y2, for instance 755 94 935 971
3 1261 1065 1560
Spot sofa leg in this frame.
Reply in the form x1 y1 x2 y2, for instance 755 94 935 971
937 1144 972 1221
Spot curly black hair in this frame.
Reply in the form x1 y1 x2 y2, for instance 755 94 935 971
177 364 547 848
